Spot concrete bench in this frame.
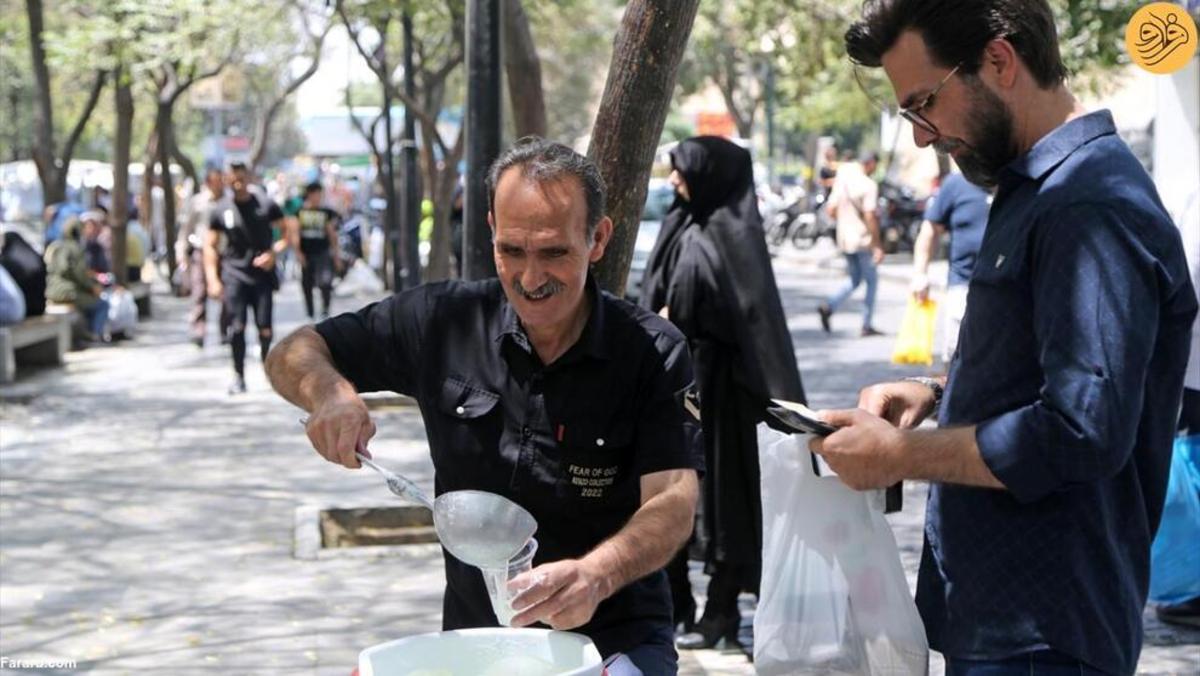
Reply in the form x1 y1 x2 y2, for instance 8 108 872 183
45 302 86 342
0 313 74 383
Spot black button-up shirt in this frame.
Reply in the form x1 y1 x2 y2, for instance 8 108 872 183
315 275 703 657
924 111 1197 674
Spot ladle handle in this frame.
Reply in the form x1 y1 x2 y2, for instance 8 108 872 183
355 451 435 509
299 416 434 509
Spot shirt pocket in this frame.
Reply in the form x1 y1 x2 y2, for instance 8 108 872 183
555 419 638 512
436 375 502 463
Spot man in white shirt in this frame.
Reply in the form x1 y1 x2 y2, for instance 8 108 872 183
817 151 885 337
178 168 228 346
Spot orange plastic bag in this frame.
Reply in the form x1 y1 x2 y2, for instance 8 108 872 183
891 298 937 366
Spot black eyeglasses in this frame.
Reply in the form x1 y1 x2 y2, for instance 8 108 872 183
898 63 962 136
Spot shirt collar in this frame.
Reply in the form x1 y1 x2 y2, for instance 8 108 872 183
494 273 610 362
1003 110 1116 183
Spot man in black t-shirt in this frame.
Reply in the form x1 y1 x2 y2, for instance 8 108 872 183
265 139 702 672
204 163 289 394
289 182 342 319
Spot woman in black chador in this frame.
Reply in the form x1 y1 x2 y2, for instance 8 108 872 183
642 136 807 649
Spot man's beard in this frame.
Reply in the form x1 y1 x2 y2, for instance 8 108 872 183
934 77 1017 188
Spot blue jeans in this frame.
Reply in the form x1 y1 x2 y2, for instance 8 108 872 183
946 649 1108 675
620 624 678 675
826 249 878 330
86 297 110 337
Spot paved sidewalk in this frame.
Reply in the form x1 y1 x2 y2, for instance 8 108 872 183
1 252 1197 675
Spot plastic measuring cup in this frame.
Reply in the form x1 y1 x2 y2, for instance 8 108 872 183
480 537 539 626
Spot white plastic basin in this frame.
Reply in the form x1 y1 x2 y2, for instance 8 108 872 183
358 627 604 676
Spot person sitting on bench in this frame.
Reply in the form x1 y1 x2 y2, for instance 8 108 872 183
45 218 110 342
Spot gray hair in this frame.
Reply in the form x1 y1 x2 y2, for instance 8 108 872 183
486 136 606 236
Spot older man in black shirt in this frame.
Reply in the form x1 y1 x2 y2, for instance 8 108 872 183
266 138 702 673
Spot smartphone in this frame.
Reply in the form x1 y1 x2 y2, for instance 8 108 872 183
767 405 838 436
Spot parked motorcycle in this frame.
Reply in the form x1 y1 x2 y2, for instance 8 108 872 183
765 192 835 250
877 180 926 254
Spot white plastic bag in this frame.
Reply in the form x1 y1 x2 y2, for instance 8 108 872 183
104 288 138 337
754 424 928 675
334 259 385 297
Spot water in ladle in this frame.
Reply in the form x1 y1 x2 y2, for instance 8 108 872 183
433 490 538 569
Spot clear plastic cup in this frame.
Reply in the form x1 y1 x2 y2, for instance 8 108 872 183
480 537 538 627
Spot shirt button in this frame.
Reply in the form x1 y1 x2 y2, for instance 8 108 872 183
596 438 605 447
455 405 465 415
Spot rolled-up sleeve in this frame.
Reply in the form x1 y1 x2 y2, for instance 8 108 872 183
313 285 433 396
976 204 1159 503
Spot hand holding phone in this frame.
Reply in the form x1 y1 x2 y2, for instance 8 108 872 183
767 399 838 436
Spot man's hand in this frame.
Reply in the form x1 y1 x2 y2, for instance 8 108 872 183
509 558 607 631
333 256 344 275
252 251 276 271
871 244 885 264
304 393 376 468
857 380 937 429
809 408 908 490
910 273 930 302
296 252 307 269
207 278 224 300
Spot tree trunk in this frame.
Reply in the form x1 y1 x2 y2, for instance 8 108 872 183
503 0 546 138
249 98 286 173
169 137 198 192
6 83 22 162
26 0 63 206
157 101 180 281
431 151 464 282
26 0 107 209
587 0 699 295
420 120 451 281
716 45 755 140
112 66 134 286
141 131 157 231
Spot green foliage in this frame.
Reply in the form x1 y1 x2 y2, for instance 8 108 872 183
673 0 1133 157
524 0 622 144
1 0 34 161
1053 0 1132 95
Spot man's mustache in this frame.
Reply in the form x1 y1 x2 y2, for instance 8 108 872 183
514 277 565 300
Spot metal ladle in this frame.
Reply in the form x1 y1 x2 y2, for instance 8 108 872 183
300 418 537 568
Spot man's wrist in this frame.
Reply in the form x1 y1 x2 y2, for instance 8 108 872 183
579 551 617 601
901 376 943 415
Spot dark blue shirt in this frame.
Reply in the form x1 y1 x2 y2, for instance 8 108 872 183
923 173 991 286
924 111 1197 674
314 276 703 658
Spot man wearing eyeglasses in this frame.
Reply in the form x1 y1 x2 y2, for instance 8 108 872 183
807 1 1198 674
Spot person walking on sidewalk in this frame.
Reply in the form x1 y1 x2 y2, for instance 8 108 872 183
910 171 992 364
810 1 1198 674
641 136 807 650
203 163 288 395
266 137 702 674
289 182 342 320
179 168 228 347
817 151 885 337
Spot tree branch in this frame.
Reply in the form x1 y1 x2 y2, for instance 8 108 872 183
172 39 237 106
337 2 386 77
60 69 108 168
